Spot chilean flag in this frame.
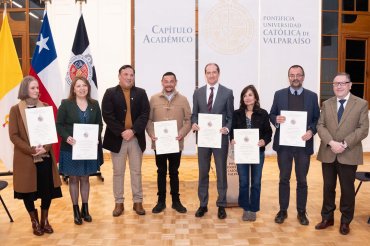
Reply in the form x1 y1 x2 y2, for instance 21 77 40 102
66 14 98 100
29 12 63 161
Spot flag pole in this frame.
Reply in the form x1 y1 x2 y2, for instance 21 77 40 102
75 0 87 14
40 0 52 11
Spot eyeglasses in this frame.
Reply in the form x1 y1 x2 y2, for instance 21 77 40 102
332 82 350 87
288 74 304 79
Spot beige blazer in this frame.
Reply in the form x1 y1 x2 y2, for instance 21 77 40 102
317 94 369 165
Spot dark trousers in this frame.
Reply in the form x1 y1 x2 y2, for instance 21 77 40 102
321 160 357 224
197 146 228 207
277 147 310 212
154 151 182 203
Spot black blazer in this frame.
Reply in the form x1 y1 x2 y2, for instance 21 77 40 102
56 99 104 164
102 85 150 153
230 108 272 152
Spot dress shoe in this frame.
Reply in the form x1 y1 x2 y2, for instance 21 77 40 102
28 209 44 236
133 202 146 215
274 210 287 224
218 207 227 219
297 211 309 225
315 219 334 230
40 209 54 233
172 201 187 213
112 203 124 217
81 203 92 222
152 202 166 213
195 206 208 217
73 205 83 225
339 223 350 235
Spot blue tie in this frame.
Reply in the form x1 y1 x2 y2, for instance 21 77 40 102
337 99 346 123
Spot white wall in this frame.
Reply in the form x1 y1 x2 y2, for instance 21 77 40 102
45 0 370 155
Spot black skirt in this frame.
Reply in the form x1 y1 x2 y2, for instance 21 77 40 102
14 155 62 200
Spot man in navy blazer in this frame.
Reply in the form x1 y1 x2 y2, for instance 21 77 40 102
191 63 234 219
270 65 320 225
102 65 150 217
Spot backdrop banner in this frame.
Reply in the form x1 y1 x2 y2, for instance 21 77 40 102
135 0 196 155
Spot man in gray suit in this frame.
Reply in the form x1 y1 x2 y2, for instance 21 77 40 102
191 63 234 219
315 72 369 235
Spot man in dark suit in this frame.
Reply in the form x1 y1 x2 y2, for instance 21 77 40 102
270 65 320 225
191 63 234 219
102 65 150 217
315 72 369 235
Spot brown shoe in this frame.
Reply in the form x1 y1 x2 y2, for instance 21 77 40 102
28 209 44 236
112 203 124 217
40 209 53 233
133 202 146 215
315 219 334 230
339 223 350 235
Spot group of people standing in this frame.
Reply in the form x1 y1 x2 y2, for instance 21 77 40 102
8 63 368 237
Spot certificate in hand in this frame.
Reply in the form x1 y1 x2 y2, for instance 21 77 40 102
234 129 260 164
154 120 179 155
25 106 58 146
72 124 99 160
279 110 307 147
198 113 222 148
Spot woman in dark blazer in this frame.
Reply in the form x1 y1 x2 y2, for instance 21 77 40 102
56 76 103 225
9 76 62 236
230 85 272 222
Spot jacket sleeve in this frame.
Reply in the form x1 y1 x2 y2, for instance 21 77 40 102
225 89 234 131
344 100 369 148
316 102 333 146
132 89 150 135
261 110 273 146
102 88 125 136
191 90 199 125
56 100 70 141
230 111 237 140
269 92 279 127
308 93 320 135
178 97 192 137
8 106 35 155
146 96 155 138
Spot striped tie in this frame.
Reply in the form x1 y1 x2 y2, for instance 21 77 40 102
207 87 214 112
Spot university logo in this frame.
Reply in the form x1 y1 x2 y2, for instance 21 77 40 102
66 54 93 85
204 0 255 55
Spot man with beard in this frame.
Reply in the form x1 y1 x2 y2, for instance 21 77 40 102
146 72 191 214
269 65 320 225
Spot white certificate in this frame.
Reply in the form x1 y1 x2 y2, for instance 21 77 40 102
25 106 58 146
72 124 99 160
279 110 307 147
154 120 179 155
234 129 260 164
198 113 222 148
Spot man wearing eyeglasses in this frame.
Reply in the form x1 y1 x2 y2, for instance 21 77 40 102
270 65 320 226
315 72 369 235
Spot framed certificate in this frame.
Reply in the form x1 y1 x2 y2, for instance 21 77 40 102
72 124 99 160
198 113 222 148
154 120 179 155
279 110 307 147
234 129 260 164
25 106 58 146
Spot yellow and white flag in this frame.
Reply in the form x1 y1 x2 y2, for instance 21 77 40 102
0 10 23 170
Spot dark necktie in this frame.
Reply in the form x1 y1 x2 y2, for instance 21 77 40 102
294 90 298 96
337 99 346 123
207 87 214 112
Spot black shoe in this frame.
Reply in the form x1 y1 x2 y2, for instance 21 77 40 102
172 201 187 213
81 203 92 222
152 202 166 213
275 210 287 224
73 205 82 225
195 206 208 217
218 207 227 219
297 211 309 225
